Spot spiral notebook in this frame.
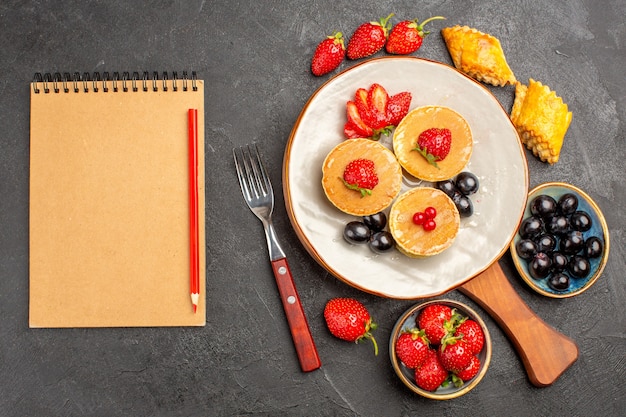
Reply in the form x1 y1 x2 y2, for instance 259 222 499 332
29 71 206 328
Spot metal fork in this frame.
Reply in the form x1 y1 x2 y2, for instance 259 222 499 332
233 144 321 372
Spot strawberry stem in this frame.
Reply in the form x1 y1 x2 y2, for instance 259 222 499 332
362 319 379 355
417 16 446 36
328 31 345 47
377 13 395 32
340 177 373 197
413 144 441 168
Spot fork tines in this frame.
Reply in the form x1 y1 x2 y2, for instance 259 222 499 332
233 144 272 201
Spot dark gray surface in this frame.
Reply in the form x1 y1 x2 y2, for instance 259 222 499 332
1 1 625 416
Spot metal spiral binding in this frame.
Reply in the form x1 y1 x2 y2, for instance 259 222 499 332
32 71 198 93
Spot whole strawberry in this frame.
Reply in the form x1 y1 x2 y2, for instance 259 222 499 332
417 304 453 345
456 355 481 383
415 349 448 391
438 335 473 373
324 298 379 355
346 13 394 60
311 32 346 76
395 328 431 369
414 127 452 168
342 159 379 197
386 16 446 55
455 319 485 355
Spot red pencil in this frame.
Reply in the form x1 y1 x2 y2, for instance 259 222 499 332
188 108 199 313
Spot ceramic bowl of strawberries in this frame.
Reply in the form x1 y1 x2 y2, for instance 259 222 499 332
389 299 492 400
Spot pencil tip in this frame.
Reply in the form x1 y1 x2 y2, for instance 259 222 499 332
193 304 197 314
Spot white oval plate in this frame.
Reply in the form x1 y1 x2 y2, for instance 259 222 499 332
283 57 528 299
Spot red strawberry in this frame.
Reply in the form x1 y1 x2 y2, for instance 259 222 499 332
414 127 452 167
346 13 394 60
366 83 390 129
311 32 346 76
324 298 379 355
342 159 379 197
414 349 449 391
455 319 485 355
345 101 374 138
395 329 431 369
417 304 453 345
344 84 412 140
456 355 481 382
386 16 446 55
386 91 412 125
438 335 473 373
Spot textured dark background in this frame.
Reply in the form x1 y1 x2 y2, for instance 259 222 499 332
1 1 625 416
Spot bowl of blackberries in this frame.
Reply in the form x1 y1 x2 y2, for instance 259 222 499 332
389 299 492 400
510 182 610 298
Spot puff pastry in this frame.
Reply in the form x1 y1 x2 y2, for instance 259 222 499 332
441 25 516 87
510 79 572 164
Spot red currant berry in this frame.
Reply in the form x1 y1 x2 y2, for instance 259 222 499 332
424 206 437 219
423 219 437 231
413 212 426 225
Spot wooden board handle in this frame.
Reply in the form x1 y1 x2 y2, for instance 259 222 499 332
459 262 578 387
271 257 322 372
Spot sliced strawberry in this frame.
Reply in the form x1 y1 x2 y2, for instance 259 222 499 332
354 88 377 128
344 121 362 139
387 91 412 125
345 101 373 138
367 83 390 129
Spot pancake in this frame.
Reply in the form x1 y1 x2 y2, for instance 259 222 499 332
393 105 473 182
322 138 402 216
389 187 460 257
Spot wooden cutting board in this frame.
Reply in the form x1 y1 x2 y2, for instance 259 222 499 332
459 262 579 387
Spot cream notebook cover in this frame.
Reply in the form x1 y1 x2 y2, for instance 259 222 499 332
29 71 206 327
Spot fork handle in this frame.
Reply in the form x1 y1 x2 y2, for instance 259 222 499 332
271 257 322 372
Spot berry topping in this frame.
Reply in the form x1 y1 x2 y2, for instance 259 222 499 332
342 159 379 197
414 127 452 167
423 219 437 231
412 211 426 225
424 206 437 219
412 206 438 231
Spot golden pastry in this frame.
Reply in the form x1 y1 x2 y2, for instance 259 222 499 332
393 105 473 182
322 138 402 216
441 25 516 87
389 187 460 257
510 79 572 164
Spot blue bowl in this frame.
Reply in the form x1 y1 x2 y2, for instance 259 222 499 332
510 182 610 298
